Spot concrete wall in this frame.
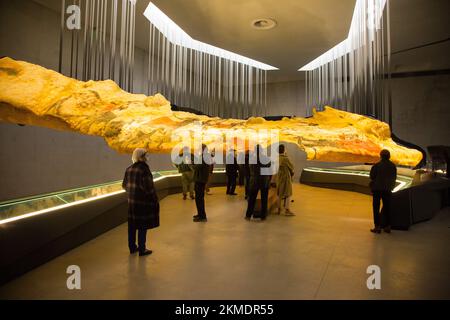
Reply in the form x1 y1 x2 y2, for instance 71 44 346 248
266 80 307 117
391 74 450 150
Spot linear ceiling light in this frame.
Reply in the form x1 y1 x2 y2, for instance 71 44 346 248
299 0 387 71
143 2 278 71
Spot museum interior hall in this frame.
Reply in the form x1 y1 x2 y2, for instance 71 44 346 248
0 0 449 301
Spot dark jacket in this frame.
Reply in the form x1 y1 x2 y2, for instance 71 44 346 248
243 153 251 178
225 154 238 176
122 161 160 229
248 154 272 190
370 159 397 192
192 153 211 184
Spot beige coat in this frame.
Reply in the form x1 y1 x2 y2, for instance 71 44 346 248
277 154 294 198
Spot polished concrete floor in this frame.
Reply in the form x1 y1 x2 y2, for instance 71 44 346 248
1 184 449 300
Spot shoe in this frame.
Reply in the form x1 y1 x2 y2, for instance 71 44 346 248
245 216 251 221
230 193 238 196
190 195 195 200
130 248 138 254
139 249 153 256
192 215 200 220
193 217 207 222
260 216 267 221
285 210 295 216
370 227 382 234
183 194 187 200
383 226 391 233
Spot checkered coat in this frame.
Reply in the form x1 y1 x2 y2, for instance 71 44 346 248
122 161 160 229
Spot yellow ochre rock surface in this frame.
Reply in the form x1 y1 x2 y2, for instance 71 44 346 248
0 57 422 166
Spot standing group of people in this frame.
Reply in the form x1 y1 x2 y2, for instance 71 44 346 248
228 144 296 220
174 143 297 223
121 145 397 257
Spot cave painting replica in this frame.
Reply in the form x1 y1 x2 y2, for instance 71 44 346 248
0 57 422 167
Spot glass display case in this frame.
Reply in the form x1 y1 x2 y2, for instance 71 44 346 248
301 166 414 192
0 180 125 224
0 169 225 225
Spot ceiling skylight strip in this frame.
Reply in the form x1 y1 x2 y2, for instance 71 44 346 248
299 0 387 71
143 2 278 71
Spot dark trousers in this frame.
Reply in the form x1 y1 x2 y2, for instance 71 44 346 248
128 223 147 253
238 167 245 186
372 190 392 227
244 176 250 197
195 182 207 218
226 174 237 194
246 186 269 219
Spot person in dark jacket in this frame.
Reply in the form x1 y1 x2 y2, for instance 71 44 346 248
245 145 272 221
192 144 211 222
370 149 397 234
205 149 215 195
226 149 238 195
122 148 160 256
243 151 251 199
237 151 246 187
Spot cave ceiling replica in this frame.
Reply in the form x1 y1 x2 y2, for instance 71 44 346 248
0 57 422 167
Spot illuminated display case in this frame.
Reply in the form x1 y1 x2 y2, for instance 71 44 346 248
0 169 225 225
0 180 125 224
301 166 414 193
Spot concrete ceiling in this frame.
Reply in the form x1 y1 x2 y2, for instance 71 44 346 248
34 0 355 82
34 0 450 82
145 0 355 83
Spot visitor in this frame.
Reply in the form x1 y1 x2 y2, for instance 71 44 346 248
245 145 272 221
243 150 251 199
175 147 195 200
370 149 397 234
205 149 215 195
277 144 295 216
122 148 160 256
192 144 211 222
226 149 238 195
237 151 246 187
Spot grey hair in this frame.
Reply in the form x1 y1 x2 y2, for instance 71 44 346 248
132 148 147 164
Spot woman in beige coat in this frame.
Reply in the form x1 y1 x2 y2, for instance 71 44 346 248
277 144 295 216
